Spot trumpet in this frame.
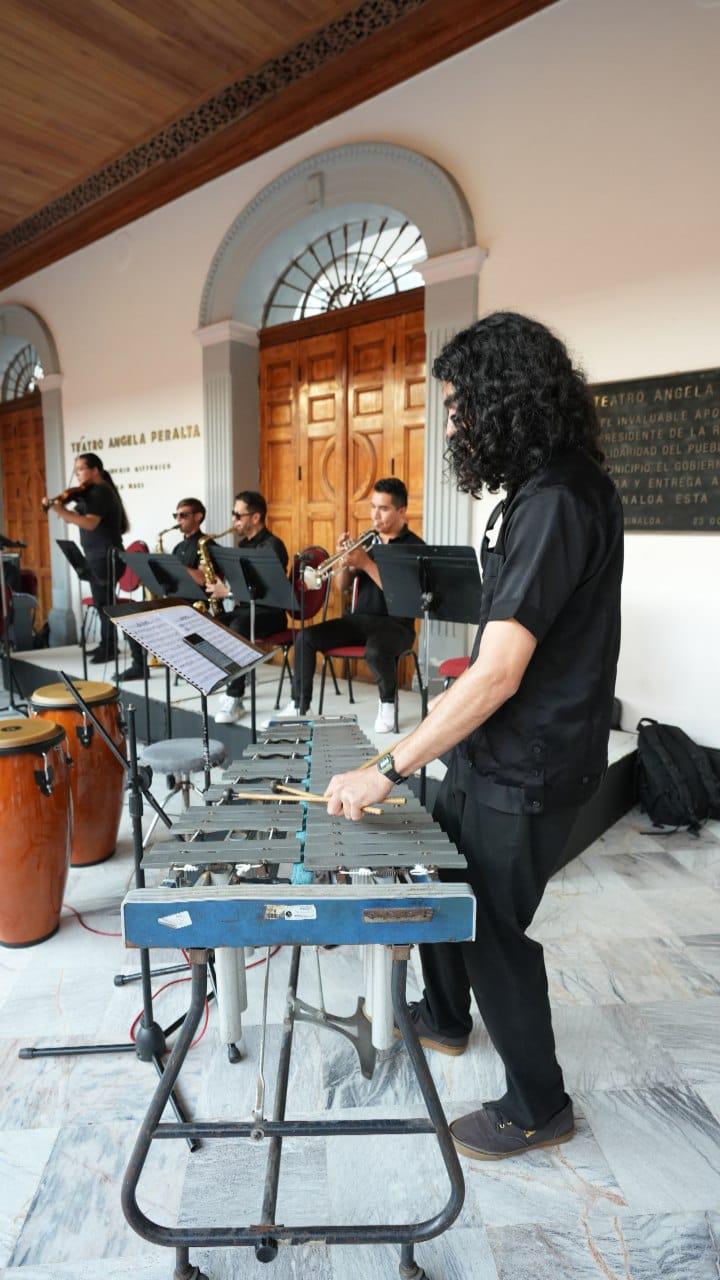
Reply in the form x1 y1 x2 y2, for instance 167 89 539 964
302 528 378 590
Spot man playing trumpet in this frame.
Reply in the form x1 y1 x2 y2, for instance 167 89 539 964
286 478 424 732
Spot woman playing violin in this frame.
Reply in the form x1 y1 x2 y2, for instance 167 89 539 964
45 453 128 664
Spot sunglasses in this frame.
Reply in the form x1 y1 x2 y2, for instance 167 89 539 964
232 510 252 519
173 511 193 519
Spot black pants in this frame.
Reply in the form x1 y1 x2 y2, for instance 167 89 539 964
86 556 142 666
291 613 415 712
224 604 286 698
419 752 580 1129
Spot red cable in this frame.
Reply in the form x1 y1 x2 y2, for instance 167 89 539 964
63 904 122 937
129 947 282 1050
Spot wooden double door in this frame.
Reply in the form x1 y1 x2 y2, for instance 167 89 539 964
0 393 52 624
259 295 426 574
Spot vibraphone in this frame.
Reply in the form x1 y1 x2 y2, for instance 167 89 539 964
121 717 475 1280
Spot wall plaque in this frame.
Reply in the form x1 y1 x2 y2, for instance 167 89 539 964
592 367 720 531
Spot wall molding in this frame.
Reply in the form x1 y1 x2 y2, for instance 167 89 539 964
418 245 488 285
194 321 258 348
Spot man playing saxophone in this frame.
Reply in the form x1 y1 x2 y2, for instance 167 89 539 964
170 497 208 584
205 490 289 724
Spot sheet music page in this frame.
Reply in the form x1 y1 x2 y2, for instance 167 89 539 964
115 605 263 694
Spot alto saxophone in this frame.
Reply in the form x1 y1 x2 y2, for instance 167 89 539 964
195 526 235 618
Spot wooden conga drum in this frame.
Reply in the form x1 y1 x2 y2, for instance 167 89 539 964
0 718 72 946
31 680 126 867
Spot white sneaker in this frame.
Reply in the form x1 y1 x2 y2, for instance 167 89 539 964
374 700 396 734
215 694 245 724
280 698 300 717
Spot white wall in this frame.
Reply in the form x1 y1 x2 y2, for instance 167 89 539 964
1 0 718 740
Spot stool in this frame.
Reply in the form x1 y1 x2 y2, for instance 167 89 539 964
140 736 227 847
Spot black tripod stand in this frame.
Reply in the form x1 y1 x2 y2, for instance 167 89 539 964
18 672 199 1151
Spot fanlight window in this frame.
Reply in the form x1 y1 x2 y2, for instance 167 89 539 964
1 344 44 401
263 218 426 326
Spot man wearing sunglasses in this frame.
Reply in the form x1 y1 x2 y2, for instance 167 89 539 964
170 498 208 583
206 491 288 723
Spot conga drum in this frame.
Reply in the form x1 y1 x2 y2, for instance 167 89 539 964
0 718 72 946
31 680 126 867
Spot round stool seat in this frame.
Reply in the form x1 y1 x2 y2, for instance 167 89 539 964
140 737 227 774
438 656 470 680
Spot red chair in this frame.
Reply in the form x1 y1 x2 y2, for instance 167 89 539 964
438 656 470 688
117 539 149 599
317 578 423 732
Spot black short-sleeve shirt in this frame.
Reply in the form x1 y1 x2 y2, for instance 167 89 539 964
238 525 289 572
459 449 624 814
75 483 124 567
172 530 203 569
352 525 425 626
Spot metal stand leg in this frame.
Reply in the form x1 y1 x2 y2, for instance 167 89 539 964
399 1242 428 1279
173 1247 208 1280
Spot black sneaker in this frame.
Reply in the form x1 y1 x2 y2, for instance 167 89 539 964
450 1098 575 1160
118 664 145 681
394 1002 468 1056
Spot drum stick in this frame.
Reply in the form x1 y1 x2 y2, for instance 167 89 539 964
274 782 406 807
232 789 384 816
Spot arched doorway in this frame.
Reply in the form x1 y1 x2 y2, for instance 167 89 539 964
0 305 75 644
196 142 487 672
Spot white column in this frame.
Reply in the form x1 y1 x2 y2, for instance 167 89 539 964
195 321 259 538
39 373 77 644
417 246 488 675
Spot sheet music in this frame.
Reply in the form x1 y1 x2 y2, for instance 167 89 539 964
114 605 264 695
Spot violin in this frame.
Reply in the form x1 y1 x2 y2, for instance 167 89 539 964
41 481 91 512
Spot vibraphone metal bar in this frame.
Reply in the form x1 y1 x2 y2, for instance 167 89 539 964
122 716 474 1280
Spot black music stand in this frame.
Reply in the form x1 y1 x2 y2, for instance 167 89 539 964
0 536 27 712
211 547 294 744
17 674 201 1150
57 538 93 679
105 601 173 743
119 550 209 608
114 603 274 790
374 544 481 802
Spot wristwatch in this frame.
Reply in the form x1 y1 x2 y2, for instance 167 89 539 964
376 751 406 785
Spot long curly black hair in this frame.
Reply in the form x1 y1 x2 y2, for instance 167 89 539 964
433 312 603 496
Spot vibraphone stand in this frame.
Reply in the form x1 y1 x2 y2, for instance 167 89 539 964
19 676 199 1151
122 942 464 1280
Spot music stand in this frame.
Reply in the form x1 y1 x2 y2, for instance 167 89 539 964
105 601 173 743
114 603 274 790
211 547 294 744
57 538 94 679
0 537 26 712
374 544 481 802
119 551 209 606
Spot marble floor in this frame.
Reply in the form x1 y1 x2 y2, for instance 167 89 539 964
0 694 718 1278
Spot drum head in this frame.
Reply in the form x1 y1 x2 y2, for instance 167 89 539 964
0 717 65 752
31 679 118 709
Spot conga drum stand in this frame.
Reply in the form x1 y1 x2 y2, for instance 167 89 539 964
19 675 199 1151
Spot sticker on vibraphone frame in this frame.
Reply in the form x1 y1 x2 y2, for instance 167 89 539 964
263 904 317 921
158 910 193 929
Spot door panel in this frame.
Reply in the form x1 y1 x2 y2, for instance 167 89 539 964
259 300 426 685
0 394 52 626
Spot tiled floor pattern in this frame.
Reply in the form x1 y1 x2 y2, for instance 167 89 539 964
1 665 717 1277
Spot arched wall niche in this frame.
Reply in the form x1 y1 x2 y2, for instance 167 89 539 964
0 304 76 643
197 142 487 672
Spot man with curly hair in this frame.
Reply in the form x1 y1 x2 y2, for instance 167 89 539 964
325 312 624 1161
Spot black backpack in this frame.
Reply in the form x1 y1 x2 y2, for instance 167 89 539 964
636 718 720 835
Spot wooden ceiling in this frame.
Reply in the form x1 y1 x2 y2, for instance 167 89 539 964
0 0 556 290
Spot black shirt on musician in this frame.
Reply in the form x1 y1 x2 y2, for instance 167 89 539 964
171 530 203 569
459 448 624 815
75 483 124 569
353 525 425 627
236 525 289 573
